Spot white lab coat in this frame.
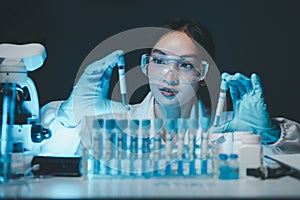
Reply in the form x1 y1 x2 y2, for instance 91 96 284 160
39 92 300 155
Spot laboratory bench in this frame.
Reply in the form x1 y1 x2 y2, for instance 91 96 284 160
1 175 300 199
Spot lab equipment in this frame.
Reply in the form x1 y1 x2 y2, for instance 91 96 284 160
88 117 219 179
187 118 197 175
239 134 262 178
0 43 51 182
81 148 95 179
218 154 229 180
129 119 139 176
228 154 239 179
57 50 128 128
177 118 187 176
117 56 129 110
164 119 176 176
140 53 209 83
116 119 129 175
152 118 163 176
199 117 210 175
232 131 253 155
141 119 150 177
213 75 228 127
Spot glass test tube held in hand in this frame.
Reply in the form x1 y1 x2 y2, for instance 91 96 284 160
117 55 130 110
213 77 228 127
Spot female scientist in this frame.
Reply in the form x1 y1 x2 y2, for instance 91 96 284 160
40 18 300 155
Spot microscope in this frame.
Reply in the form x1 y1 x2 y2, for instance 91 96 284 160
0 43 51 155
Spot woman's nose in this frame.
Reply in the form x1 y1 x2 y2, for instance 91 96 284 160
162 68 179 86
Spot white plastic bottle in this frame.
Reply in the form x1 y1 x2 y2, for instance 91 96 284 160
232 131 253 155
239 134 262 178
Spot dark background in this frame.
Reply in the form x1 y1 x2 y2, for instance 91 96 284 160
1 0 300 122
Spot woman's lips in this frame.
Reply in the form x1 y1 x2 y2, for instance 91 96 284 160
159 87 178 98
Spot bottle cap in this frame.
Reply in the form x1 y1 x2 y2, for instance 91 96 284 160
219 153 228 160
165 119 177 130
93 118 104 129
105 119 115 130
129 119 139 131
229 154 238 159
177 118 188 129
188 118 198 130
116 119 128 130
241 134 261 144
141 119 151 130
200 117 210 131
153 118 163 130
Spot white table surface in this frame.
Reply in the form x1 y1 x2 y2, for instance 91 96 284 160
1 175 300 199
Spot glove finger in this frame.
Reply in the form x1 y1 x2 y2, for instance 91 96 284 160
251 73 264 99
85 50 124 75
226 73 251 100
209 120 231 133
98 66 113 98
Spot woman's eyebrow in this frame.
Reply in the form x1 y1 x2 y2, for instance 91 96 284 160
152 49 199 59
152 49 167 55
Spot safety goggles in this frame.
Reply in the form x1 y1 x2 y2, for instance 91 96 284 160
141 53 209 83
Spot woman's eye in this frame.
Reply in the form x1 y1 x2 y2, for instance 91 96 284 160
152 57 164 64
180 62 194 70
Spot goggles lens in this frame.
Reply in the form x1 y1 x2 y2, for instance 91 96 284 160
141 54 209 82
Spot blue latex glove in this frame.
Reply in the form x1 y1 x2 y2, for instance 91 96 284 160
57 50 128 128
210 72 280 144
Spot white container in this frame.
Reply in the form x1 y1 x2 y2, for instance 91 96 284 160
232 131 253 155
239 134 262 178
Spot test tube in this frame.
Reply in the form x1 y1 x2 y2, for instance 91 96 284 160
141 119 151 177
103 119 114 175
129 119 139 176
177 118 187 176
153 118 163 176
165 119 176 176
117 55 130 110
116 119 129 176
213 78 228 126
188 118 198 176
200 117 210 175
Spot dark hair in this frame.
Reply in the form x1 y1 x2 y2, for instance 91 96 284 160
161 18 215 59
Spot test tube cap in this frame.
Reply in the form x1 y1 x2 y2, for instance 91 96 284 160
118 55 125 66
177 118 188 129
165 119 177 130
93 118 104 129
105 119 115 130
153 118 163 130
188 118 199 130
116 119 128 131
219 153 228 160
220 79 228 91
200 117 210 131
229 154 238 159
129 119 139 131
141 119 151 130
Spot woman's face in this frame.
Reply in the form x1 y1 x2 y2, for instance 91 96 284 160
149 31 202 108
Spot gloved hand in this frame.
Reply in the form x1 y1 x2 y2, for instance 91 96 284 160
210 72 281 144
57 50 128 128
